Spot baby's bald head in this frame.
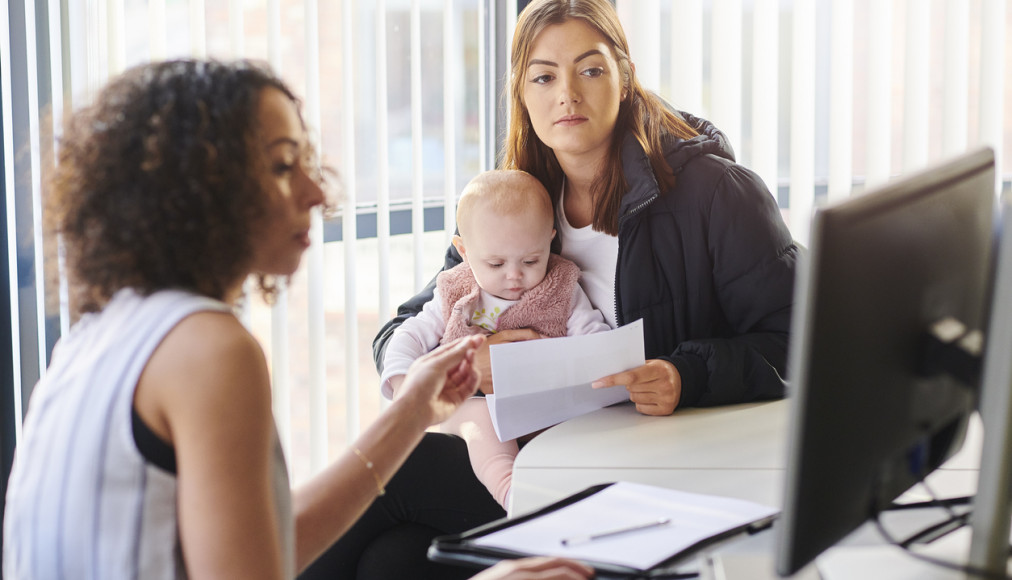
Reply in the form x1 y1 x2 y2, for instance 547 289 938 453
455 170 554 240
451 170 557 300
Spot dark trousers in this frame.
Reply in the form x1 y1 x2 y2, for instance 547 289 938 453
300 433 507 580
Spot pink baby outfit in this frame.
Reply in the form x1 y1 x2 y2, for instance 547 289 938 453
437 253 581 343
381 253 609 510
437 254 584 510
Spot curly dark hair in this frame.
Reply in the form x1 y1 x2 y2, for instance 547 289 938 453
47 59 320 314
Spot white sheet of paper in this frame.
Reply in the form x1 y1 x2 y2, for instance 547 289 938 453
486 319 644 441
472 481 779 570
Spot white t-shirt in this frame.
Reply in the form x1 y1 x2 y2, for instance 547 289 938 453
556 186 620 329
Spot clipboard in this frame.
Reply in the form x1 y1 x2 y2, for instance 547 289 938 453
428 482 778 579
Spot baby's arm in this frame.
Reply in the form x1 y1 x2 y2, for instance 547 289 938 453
380 292 446 399
441 398 519 509
566 284 612 336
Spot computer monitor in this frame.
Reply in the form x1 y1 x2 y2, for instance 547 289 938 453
775 147 997 576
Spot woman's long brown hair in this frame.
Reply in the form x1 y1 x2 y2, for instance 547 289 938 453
501 0 698 235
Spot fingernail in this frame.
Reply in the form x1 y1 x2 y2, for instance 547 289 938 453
591 381 605 389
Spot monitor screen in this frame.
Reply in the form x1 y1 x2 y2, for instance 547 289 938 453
775 147 997 576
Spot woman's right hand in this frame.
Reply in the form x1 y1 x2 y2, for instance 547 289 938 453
475 328 542 394
397 334 485 426
470 557 594 580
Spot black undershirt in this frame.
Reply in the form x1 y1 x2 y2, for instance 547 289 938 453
131 406 177 474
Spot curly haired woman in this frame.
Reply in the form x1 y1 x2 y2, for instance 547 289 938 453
2 59 591 580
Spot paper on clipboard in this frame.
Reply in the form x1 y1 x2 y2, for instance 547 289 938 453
485 319 644 441
470 481 779 570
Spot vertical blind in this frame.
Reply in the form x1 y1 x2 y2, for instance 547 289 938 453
2 0 1008 485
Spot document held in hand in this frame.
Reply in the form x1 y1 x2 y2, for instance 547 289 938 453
485 319 645 442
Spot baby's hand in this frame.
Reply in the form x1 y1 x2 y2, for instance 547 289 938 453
477 329 542 394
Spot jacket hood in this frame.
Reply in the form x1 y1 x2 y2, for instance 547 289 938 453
619 111 735 218
671 111 736 166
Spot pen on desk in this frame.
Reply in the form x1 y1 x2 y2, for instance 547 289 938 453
560 517 672 546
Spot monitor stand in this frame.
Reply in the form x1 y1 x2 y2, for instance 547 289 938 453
702 502 992 579
967 197 1012 577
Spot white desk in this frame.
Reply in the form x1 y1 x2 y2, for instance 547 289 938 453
511 400 791 516
510 399 985 578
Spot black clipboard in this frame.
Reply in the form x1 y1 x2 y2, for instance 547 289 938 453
428 482 778 580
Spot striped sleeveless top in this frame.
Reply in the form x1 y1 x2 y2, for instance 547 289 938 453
3 289 294 579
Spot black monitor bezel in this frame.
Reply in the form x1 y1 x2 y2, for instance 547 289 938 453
775 147 997 576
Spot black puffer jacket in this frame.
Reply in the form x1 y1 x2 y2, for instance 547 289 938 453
373 114 798 408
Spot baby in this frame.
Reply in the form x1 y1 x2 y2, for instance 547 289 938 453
380 169 610 509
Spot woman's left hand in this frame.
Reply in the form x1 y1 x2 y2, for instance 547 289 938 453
470 557 594 580
592 359 681 416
